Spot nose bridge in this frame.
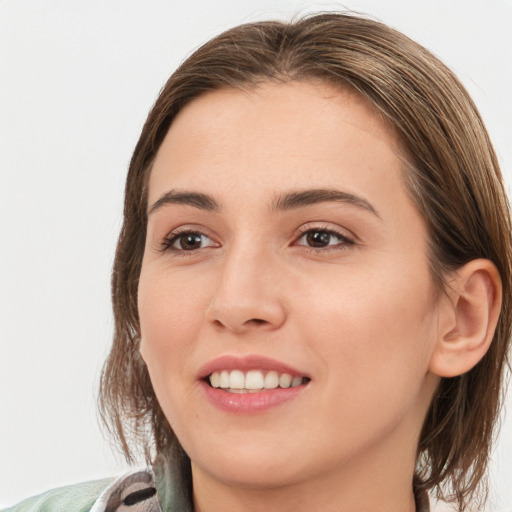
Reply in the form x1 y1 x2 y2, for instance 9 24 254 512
206 236 286 332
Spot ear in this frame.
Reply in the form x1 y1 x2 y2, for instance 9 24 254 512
429 259 502 378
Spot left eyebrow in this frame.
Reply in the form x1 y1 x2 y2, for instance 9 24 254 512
271 188 380 218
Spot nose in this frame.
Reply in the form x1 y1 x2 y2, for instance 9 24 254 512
205 244 287 334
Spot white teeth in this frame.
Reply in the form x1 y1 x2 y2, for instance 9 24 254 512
279 373 292 388
245 370 265 390
208 369 306 391
210 372 220 388
229 370 245 389
264 370 279 389
219 370 230 388
291 376 303 387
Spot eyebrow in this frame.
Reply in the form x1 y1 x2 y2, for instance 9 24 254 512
271 188 380 218
148 187 379 218
148 190 220 215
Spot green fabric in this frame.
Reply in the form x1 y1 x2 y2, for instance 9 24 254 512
1 478 114 512
153 441 193 512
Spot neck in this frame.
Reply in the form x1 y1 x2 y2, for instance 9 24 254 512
191 445 418 512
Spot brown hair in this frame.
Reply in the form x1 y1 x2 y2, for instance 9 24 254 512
99 12 512 510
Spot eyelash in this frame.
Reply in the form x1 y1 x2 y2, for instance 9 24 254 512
159 228 218 254
294 226 355 252
159 225 356 255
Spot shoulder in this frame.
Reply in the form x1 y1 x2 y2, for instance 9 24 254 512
1 478 114 512
2 469 161 512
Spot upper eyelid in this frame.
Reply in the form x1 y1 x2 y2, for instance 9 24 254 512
165 228 215 243
294 223 357 241
294 229 355 249
162 223 353 237
162 224 216 240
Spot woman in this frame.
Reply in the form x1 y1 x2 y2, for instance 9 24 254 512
5 12 511 512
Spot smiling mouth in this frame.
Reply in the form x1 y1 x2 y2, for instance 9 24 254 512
207 369 310 393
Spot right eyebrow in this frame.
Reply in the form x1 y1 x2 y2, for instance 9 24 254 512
148 190 220 216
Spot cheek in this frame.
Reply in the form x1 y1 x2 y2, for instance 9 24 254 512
138 268 208 386
299 262 438 399
298 283 438 457
137 271 212 437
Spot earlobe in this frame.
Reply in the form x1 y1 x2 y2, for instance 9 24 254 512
429 259 502 378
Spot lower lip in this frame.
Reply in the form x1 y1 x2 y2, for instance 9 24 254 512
200 381 306 413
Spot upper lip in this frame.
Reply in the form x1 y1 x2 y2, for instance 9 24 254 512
198 354 309 380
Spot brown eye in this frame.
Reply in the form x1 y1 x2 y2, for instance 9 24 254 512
162 231 218 252
177 233 204 250
305 231 332 248
296 229 354 249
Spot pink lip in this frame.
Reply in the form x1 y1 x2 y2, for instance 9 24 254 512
200 382 306 413
197 354 310 414
198 354 308 379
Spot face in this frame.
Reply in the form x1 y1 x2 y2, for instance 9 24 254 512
138 82 442 490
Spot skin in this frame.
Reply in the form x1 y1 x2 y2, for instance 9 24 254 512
138 81 447 512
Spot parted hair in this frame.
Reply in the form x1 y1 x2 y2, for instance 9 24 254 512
99 12 512 511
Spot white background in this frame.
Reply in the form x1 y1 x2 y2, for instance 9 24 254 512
1 0 511 510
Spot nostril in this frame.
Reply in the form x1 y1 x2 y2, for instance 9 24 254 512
247 318 267 326
209 317 270 332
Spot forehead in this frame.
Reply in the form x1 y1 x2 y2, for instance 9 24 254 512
148 81 410 205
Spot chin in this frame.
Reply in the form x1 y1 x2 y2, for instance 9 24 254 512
198 459 303 490
189 439 309 489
